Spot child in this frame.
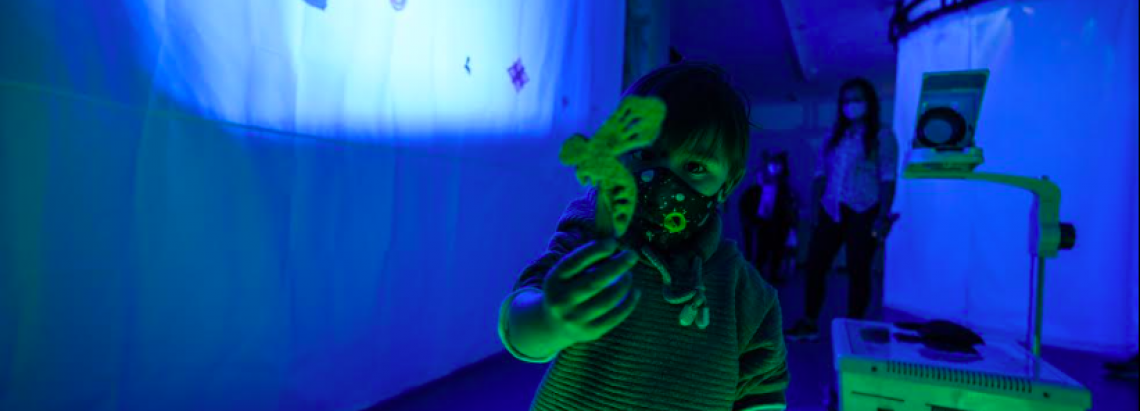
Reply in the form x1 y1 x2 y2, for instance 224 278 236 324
740 152 796 285
498 63 789 411
738 152 770 266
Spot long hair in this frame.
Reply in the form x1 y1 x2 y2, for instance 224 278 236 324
828 78 881 157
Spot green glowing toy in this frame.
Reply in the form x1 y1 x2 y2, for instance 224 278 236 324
559 96 667 238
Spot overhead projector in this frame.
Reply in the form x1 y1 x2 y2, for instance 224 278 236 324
832 319 1091 411
833 69 1087 411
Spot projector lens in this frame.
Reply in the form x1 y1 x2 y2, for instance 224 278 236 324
916 107 968 149
923 120 955 144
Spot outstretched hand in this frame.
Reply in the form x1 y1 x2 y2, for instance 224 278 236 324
541 238 642 344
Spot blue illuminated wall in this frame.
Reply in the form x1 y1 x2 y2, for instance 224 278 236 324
0 1 625 410
123 0 594 138
886 0 1138 354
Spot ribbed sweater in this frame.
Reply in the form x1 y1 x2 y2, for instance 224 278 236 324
498 190 790 411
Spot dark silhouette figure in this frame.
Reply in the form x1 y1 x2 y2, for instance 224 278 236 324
739 151 796 285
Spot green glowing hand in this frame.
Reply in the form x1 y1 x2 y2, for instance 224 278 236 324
542 239 642 344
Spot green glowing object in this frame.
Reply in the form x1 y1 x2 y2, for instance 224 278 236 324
559 96 667 238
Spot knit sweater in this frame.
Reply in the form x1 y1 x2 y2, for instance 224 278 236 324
498 190 790 411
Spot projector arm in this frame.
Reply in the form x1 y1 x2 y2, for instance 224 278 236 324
903 168 1076 258
903 167 1077 359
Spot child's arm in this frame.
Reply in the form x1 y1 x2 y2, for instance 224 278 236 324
735 300 790 410
502 288 575 361
501 96 662 362
498 233 640 363
499 228 586 362
734 268 790 410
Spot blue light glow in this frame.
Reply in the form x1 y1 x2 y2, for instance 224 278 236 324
0 1 626 410
888 0 1138 354
129 0 576 138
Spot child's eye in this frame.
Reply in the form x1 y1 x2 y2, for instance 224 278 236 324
686 162 708 174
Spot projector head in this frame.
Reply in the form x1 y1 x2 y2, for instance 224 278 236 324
906 69 990 172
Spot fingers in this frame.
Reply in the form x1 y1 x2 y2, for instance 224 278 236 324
545 239 643 343
562 272 634 324
583 289 641 340
565 250 639 303
551 239 620 281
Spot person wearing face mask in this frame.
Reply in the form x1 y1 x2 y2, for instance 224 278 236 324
498 62 790 411
739 152 770 269
739 151 796 285
785 78 899 342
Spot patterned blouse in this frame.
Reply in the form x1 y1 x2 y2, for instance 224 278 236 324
815 126 899 223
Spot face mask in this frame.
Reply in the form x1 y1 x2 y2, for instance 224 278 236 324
626 167 718 251
843 102 866 120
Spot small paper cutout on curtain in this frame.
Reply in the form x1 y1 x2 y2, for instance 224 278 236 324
508 58 529 93
465 57 472 75
391 0 406 11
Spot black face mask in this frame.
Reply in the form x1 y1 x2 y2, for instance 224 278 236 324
625 167 719 251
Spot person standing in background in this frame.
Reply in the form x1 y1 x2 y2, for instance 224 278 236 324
739 152 768 270
785 78 899 342
748 152 796 285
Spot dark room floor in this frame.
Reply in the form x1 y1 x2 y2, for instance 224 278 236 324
370 269 1139 411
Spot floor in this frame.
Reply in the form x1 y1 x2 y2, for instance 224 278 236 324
368 269 1139 411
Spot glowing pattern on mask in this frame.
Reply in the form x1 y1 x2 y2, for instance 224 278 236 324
663 209 688 233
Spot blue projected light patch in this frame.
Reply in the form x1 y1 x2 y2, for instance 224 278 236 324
127 0 563 138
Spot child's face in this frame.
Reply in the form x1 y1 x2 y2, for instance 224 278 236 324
768 161 784 176
621 142 730 200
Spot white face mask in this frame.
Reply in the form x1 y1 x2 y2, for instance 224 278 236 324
843 102 867 120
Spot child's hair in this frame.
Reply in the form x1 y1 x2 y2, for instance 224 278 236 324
621 62 752 196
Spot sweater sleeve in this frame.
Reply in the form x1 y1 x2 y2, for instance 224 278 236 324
511 230 588 292
733 264 790 410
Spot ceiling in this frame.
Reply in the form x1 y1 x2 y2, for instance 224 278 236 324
671 0 899 102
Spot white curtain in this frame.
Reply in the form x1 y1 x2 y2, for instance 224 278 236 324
623 0 670 89
887 0 1138 354
0 1 625 410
